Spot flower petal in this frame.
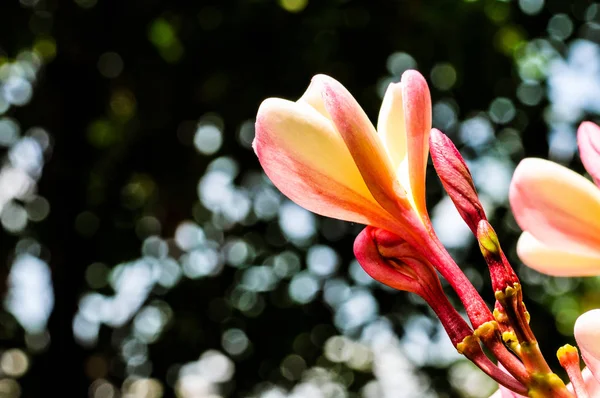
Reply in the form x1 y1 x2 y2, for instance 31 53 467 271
580 367 600 396
254 97 398 229
516 232 600 276
578 121 600 186
297 79 329 118
353 227 422 293
377 82 407 175
315 75 414 221
402 70 432 217
509 158 600 254
488 386 526 398
575 309 600 386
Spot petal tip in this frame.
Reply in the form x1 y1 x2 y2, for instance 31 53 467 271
578 121 600 137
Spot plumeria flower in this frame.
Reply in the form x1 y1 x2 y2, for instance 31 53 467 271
253 71 431 244
254 71 589 396
509 122 600 276
254 71 495 332
504 121 600 397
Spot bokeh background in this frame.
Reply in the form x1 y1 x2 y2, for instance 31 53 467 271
1 0 600 397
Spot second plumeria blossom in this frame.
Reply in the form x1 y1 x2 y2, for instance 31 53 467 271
505 121 600 397
254 71 431 241
510 122 600 277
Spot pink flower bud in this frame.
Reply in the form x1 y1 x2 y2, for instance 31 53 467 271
430 128 486 234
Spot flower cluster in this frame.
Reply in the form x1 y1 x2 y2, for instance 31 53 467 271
253 70 600 397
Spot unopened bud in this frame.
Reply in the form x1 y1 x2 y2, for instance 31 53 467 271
430 128 486 234
477 219 501 257
477 220 519 292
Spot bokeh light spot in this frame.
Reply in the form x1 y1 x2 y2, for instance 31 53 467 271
0 349 29 378
547 14 573 41
489 97 516 124
194 124 223 155
279 0 308 13
430 63 457 91
518 0 544 15
97 52 124 79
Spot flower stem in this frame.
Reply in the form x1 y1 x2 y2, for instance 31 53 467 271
423 285 527 396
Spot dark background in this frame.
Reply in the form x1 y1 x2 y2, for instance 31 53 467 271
0 0 597 397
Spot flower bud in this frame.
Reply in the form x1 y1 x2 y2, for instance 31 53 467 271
476 220 519 293
429 128 486 234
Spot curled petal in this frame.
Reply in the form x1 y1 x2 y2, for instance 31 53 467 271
354 227 423 293
575 309 600 386
254 98 397 230
402 70 432 217
578 121 600 186
509 158 600 255
516 232 600 276
315 75 414 221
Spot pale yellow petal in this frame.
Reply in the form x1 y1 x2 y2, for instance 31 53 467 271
510 158 600 253
516 232 600 276
377 82 407 172
254 97 398 230
315 75 414 222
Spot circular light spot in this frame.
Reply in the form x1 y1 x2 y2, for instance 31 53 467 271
0 349 29 377
280 354 306 381
0 379 21 397
222 328 249 356
197 350 235 383
237 120 255 148
141 236 168 259
386 52 417 77
433 101 458 131
3 77 33 106
225 239 250 266
175 221 205 251
97 52 124 79
182 248 221 278
1 202 28 233
306 245 339 277
90 379 117 398
489 97 516 124
194 124 223 155
0 118 20 146
430 63 457 91
289 272 319 304
279 0 308 13
517 82 543 106
25 196 50 222
547 14 573 41
85 262 110 289
518 0 544 15
324 336 354 363
278 201 316 242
